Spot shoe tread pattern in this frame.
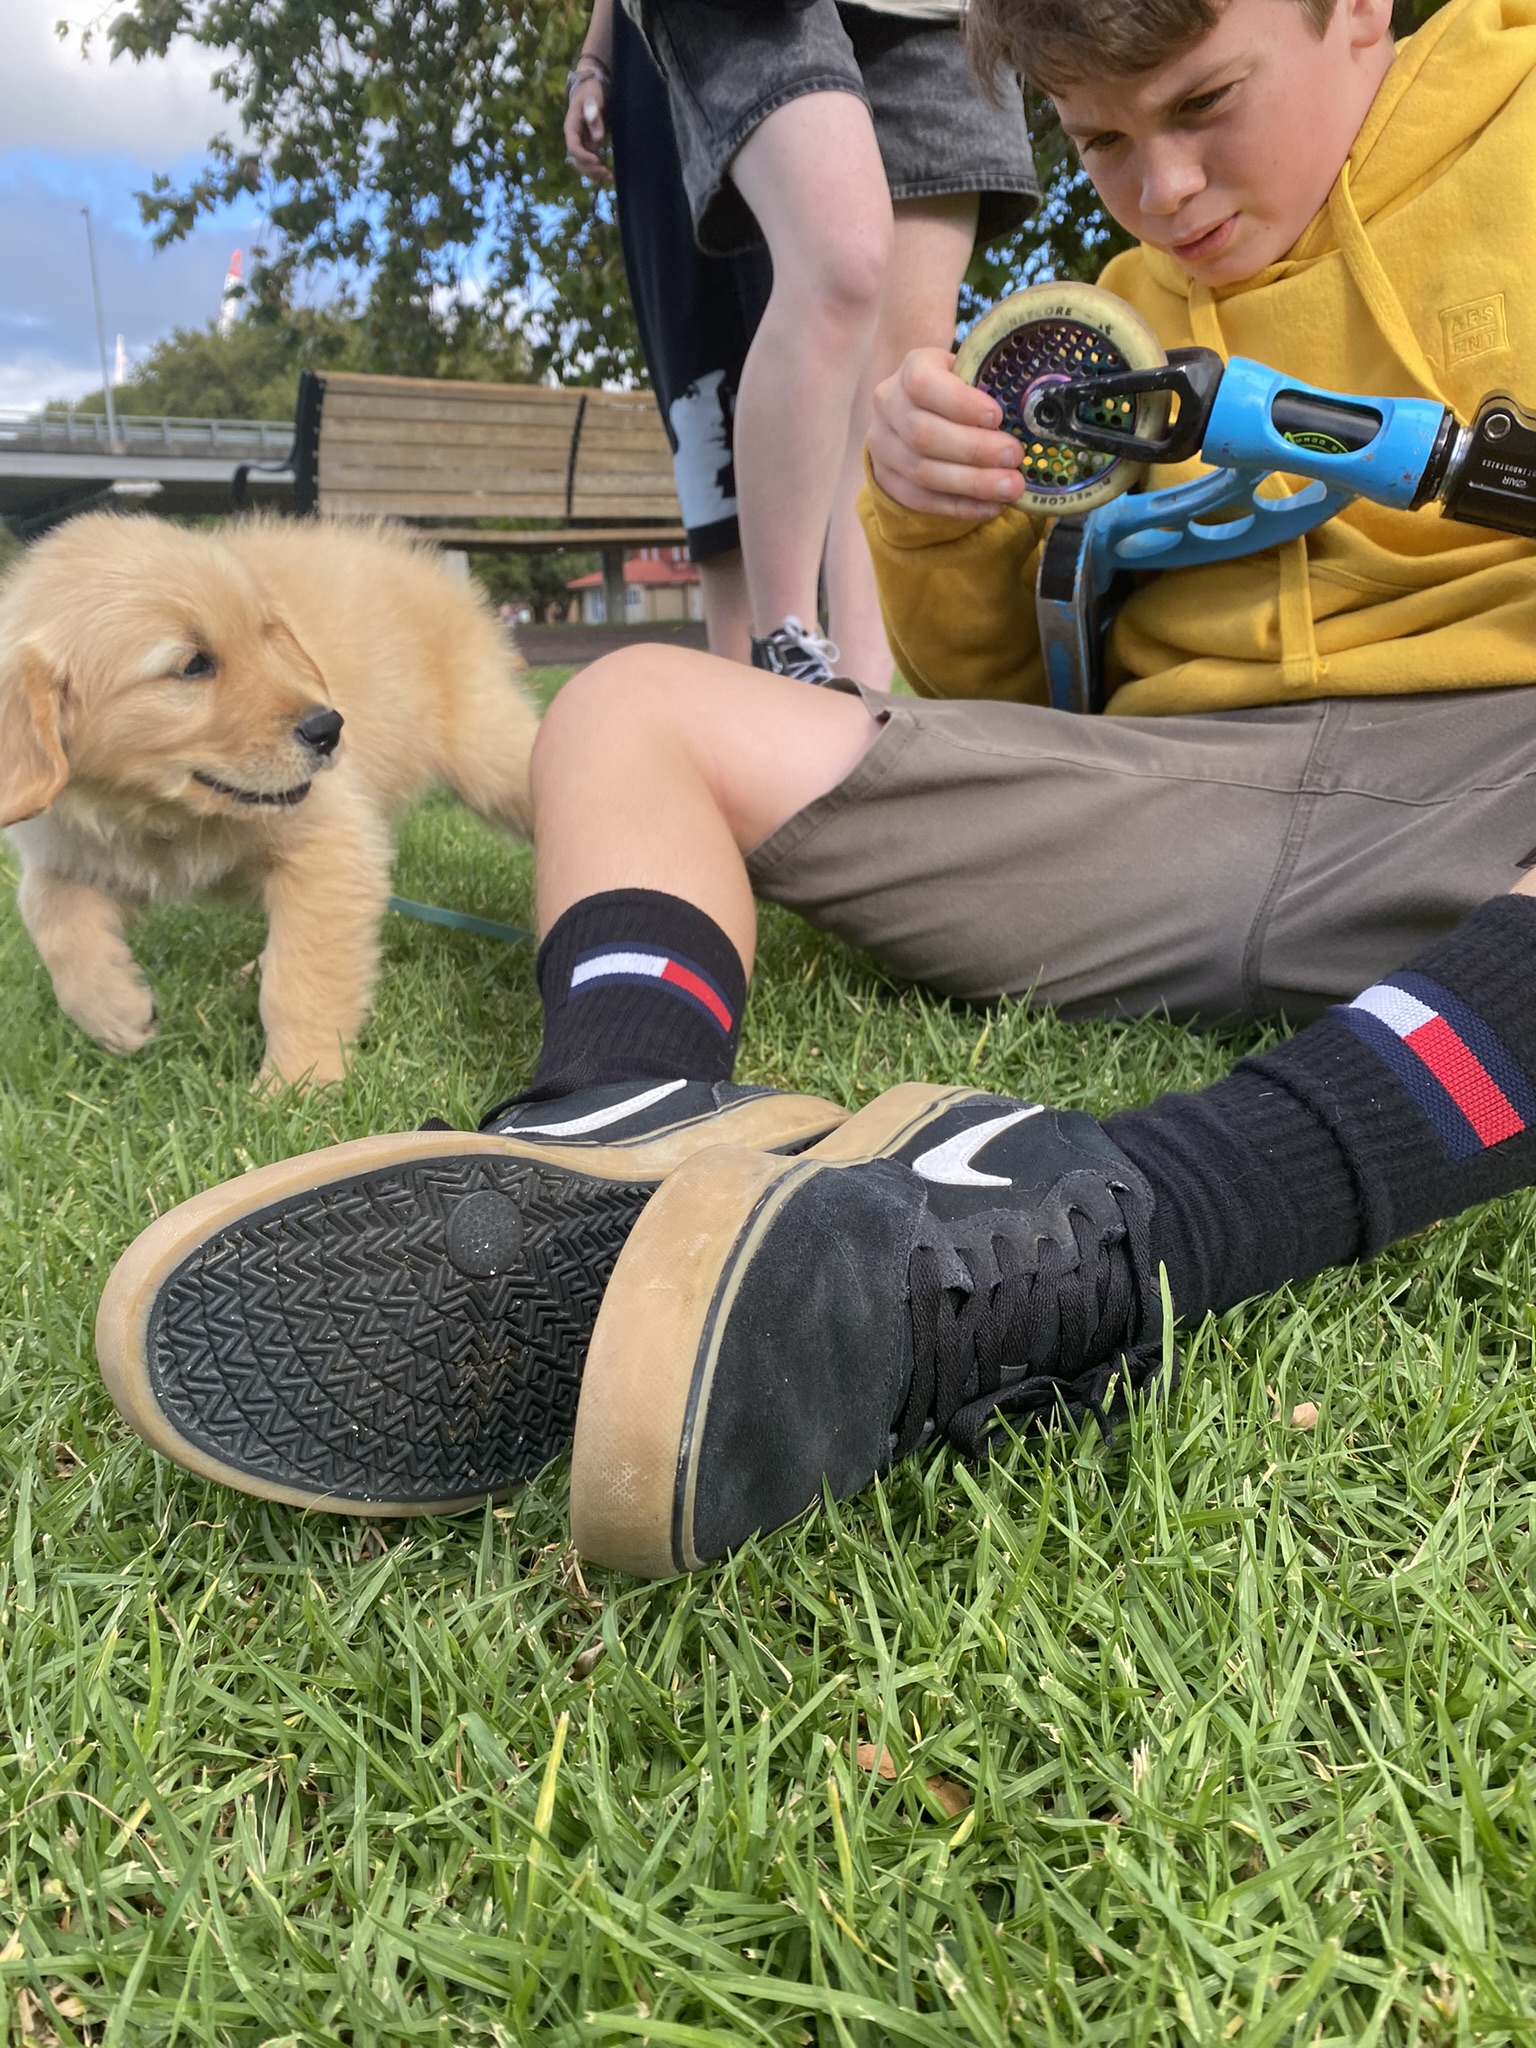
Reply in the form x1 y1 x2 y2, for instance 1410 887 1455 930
145 1158 648 1504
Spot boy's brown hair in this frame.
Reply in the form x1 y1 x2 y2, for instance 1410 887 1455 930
967 0 1338 91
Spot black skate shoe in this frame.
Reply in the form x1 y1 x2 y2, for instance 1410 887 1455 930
96 1079 847 1517
569 1083 1168 1576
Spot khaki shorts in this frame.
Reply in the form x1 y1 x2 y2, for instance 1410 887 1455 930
745 686 1536 1025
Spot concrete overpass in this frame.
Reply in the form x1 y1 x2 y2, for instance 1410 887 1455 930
0 410 296 535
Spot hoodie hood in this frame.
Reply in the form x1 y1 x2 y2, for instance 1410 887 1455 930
1348 0 1536 221
1138 0 1536 315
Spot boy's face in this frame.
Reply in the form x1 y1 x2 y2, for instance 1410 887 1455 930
1051 0 1395 287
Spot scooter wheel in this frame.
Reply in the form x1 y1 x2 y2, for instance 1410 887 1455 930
955 281 1170 514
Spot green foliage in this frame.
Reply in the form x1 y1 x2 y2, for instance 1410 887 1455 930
60 301 538 424
470 547 597 624
1394 0 1452 26
105 0 636 383
63 307 362 420
4 703 1536 2040
100 0 1461 397
963 96 1136 323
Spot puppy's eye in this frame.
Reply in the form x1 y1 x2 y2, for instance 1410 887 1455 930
179 651 216 680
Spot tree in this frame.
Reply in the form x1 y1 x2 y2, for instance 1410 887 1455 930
63 306 363 419
963 99 1135 321
61 301 535 420
471 546 597 625
106 0 637 384
102 0 1454 388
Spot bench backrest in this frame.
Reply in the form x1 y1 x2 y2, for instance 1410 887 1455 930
303 371 681 525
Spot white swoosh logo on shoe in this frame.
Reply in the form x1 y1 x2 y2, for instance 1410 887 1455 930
510 1077 689 1138
911 1103 1044 1187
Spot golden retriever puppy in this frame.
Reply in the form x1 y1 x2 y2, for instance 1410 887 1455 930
0 511 538 1087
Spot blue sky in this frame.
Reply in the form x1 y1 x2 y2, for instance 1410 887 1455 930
1 0 268 410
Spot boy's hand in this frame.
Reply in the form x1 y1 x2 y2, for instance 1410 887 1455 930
868 349 1026 520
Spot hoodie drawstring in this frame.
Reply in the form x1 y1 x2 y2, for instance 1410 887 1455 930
1327 162 1448 402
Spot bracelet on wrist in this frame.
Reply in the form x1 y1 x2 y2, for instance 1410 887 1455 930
566 55 611 97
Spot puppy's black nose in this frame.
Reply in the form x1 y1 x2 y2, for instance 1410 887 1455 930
295 707 343 757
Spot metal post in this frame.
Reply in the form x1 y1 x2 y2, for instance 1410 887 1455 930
81 208 119 452
601 543 627 628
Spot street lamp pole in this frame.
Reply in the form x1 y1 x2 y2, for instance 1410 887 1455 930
81 207 120 450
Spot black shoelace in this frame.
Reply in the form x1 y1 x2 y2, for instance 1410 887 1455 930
897 1177 1166 1460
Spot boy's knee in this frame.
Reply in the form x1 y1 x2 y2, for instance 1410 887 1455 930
536 650 667 753
532 648 727 801
532 655 639 803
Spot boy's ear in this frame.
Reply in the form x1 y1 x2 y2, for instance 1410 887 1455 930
0 641 70 826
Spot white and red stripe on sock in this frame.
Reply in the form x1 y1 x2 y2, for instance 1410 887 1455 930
570 946 736 1037
1336 969 1536 1161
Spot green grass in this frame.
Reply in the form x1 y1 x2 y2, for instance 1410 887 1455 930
3 668 1536 2044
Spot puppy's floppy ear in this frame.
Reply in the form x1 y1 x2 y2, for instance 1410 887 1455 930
0 641 70 826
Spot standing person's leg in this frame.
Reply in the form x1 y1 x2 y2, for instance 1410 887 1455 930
727 92 893 663
608 5 771 666
815 8 1038 685
695 552 753 663
823 193 980 690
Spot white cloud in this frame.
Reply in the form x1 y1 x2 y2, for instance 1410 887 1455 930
0 162 263 411
0 357 100 410
1 0 235 162
0 0 267 410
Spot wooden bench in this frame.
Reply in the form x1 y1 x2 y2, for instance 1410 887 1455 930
234 368 688 620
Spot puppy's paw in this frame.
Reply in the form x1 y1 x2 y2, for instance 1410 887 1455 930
255 1044 350 1096
56 968 159 1055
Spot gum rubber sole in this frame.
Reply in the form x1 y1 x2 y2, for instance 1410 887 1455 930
97 1131 659 1516
570 1083 982 1576
97 1091 850 1518
515 1088 849 1174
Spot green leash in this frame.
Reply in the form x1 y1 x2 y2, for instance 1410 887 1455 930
388 895 532 946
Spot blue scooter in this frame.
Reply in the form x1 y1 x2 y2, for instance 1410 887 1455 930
955 281 1536 713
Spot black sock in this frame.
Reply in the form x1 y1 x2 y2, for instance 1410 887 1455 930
1105 895 1536 1319
518 889 747 1104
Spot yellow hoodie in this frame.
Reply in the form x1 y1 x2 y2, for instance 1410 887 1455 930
862 0 1536 714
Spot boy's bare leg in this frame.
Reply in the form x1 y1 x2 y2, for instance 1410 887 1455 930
728 93 894 649
94 642 875 1518
530 645 880 964
825 194 981 690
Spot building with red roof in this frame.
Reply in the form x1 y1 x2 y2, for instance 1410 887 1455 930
567 546 703 626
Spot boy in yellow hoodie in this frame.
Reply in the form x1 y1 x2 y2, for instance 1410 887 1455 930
94 0 1536 1575
870 0 1536 718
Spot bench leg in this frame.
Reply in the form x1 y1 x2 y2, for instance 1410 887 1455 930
602 544 627 629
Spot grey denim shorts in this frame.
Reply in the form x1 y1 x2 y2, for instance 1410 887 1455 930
639 0 1039 255
746 684 1536 1026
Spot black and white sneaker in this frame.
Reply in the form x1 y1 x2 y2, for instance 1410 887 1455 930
96 1079 848 1517
749 616 841 686
569 1083 1169 1577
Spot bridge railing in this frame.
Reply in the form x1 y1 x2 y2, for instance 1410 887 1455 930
0 410 293 458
